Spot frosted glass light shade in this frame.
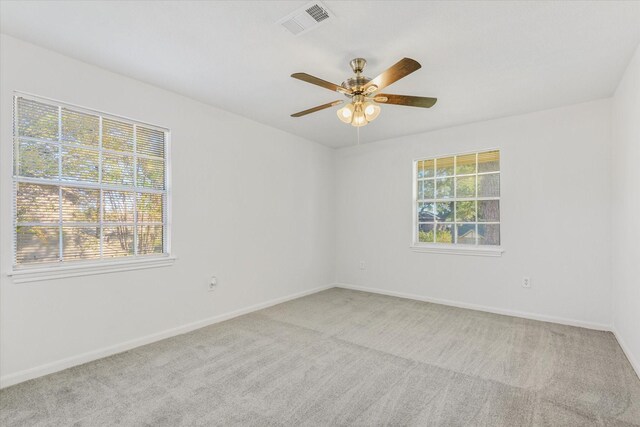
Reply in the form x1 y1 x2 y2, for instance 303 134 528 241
363 102 381 122
337 104 354 123
351 110 367 127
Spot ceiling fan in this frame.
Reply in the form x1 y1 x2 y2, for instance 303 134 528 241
290 57 437 127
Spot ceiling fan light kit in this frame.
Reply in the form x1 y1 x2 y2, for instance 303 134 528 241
291 57 437 128
337 94 381 127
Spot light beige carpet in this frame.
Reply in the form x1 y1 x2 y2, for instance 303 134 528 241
2 288 639 426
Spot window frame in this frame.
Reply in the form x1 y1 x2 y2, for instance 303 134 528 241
8 92 175 282
410 148 504 257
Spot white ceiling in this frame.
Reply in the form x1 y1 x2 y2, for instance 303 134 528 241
1 1 639 148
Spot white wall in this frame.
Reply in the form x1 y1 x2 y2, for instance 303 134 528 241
0 35 335 386
611 43 640 376
335 99 612 329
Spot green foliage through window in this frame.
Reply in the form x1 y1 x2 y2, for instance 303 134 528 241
13 95 169 265
415 150 500 246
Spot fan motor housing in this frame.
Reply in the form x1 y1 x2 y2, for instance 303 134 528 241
341 76 371 94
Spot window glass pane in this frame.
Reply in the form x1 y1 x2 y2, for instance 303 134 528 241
137 225 164 254
456 153 476 175
17 98 58 141
478 224 500 245
422 159 434 178
137 158 165 190
102 118 133 152
62 146 99 182
137 193 163 223
436 202 454 222
415 150 499 248
455 201 476 222
62 109 99 146
418 179 434 200
478 150 500 173
16 226 59 264
16 183 60 223
456 224 476 245
63 227 100 260
136 127 165 158
478 173 500 197
103 226 134 257
478 200 500 222
435 157 454 177
418 223 434 243
435 224 453 243
102 153 134 186
61 187 100 223
435 177 453 198
16 140 59 179
417 202 435 223
103 190 134 222
14 96 169 265
456 176 476 198
416 160 424 178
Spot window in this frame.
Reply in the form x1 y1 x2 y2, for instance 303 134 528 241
12 94 170 269
413 150 501 252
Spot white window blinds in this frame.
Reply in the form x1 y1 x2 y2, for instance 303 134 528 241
13 95 170 266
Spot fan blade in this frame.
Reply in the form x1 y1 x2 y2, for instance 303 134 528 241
291 100 344 117
373 94 437 108
291 73 352 94
363 58 421 93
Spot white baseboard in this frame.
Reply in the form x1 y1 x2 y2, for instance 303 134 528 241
612 327 640 380
334 283 612 331
0 284 333 389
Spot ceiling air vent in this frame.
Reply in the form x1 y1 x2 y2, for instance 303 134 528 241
278 2 333 36
305 4 329 23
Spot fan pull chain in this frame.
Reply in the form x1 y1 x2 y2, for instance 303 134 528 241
357 125 360 145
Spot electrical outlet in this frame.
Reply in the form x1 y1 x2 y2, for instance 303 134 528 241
208 276 217 292
522 277 531 289
359 261 366 270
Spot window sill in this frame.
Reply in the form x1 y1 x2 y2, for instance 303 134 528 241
7 256 177 284
410 244 504 257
